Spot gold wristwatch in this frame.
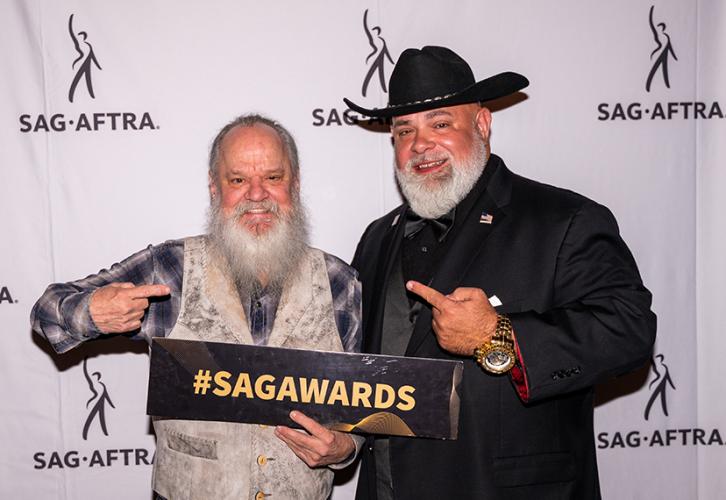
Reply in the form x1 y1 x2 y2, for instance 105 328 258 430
473 314 516 374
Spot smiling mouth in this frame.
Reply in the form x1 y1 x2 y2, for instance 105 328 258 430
238 206 276 224
413 158 448 173
241 210 274 222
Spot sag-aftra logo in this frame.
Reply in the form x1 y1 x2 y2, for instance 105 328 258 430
18 14 158 134
597 5 724 122
597 353 725 450
32 358 153 471
312 9 393 127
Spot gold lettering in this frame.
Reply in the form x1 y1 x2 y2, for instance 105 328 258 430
373 383 395 409
255 374 276 400
351 381 373 408
231 372 253 398
276 376 299 402
326 380 350 406
396 385 416 411
300 378 330 403
212 370 232 397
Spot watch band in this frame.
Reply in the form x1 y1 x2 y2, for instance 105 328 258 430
473 314 516 374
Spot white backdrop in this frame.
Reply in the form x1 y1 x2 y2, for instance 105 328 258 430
2 1 724 498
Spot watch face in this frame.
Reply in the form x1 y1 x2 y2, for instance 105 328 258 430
483 349 515 374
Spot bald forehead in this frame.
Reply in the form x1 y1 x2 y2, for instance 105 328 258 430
219 124 288 165
222 123 283 151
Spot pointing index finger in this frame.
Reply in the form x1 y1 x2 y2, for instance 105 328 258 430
128 284 171 299
289 410 326 437
406 281 449 310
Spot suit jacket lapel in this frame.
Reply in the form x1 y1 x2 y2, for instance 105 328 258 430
405 160 514 357
363 206 408 354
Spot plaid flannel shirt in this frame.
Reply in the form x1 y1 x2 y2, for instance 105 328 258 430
30 238 362 355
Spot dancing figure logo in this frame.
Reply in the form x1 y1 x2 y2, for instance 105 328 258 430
361 9 394 97
645 5 677 92
68 14 102 103
643 353 676 421
82 357 115 440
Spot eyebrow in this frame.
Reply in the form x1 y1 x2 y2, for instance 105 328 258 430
225 166 286 175
392 109 454 128
424 110 454 120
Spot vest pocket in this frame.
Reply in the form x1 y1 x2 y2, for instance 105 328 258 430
154 431 225 499
166 431 218 460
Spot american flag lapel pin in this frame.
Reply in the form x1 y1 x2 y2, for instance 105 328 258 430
479 211 494 224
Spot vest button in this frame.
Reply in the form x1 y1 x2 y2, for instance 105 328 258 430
257 455 268 466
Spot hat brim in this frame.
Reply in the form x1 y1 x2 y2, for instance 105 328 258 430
344 72 529 118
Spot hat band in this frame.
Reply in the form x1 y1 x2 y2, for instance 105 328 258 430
386 91 460 110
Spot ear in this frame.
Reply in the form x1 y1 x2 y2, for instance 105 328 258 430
208 172 218 199
291 175 301 198
475 107 492 141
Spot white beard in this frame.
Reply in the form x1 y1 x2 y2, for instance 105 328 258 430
205 195 309 297
395 132 489 219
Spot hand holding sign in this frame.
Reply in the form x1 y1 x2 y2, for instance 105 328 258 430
275 410 356 467
406 281 498 356
90 282 170 333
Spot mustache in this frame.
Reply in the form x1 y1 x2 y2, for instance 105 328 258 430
230 200 280 218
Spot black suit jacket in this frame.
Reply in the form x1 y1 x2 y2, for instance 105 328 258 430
352 156 656 500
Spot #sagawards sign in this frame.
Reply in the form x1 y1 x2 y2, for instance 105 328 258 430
147 339 462 439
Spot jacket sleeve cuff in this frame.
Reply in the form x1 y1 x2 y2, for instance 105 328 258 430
509 330 530 403
328 433 365 470
60 291 104 340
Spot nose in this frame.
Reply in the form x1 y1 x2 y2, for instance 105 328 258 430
411 130 435 154
245 177 269 202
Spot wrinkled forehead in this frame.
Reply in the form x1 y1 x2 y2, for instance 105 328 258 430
219 124 290 169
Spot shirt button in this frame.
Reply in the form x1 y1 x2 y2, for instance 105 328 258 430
255 301 262 308
257 455 268 466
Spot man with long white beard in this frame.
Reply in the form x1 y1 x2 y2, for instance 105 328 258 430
30 114 362 500
344 46 656 500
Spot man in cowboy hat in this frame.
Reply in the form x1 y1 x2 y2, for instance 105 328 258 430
345 46 656 499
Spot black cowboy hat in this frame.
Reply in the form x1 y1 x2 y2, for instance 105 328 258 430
344 45 528 118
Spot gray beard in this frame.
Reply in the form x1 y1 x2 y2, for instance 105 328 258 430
205 195 309 298
395 133 489 219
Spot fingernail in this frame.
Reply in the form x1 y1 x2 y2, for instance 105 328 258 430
406 281 413 290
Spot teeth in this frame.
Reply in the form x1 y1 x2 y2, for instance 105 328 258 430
416 159 446 170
